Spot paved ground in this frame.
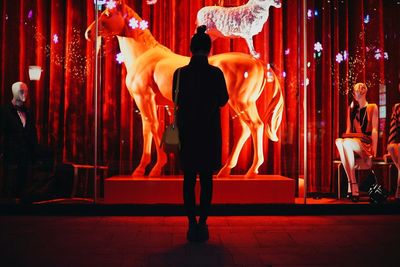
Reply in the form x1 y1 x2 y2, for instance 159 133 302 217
1 215 399 266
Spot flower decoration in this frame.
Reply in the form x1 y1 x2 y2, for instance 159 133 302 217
336 53 343 63
116 52 124 64
139 20 149 30
129 18 139 29
106 0 116 9
53 34 59 44
314 42 323 53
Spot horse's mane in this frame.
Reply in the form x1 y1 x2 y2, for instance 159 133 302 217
124 5 171 53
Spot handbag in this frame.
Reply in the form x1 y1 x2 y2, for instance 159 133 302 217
360 170 389 204
161 69 181 153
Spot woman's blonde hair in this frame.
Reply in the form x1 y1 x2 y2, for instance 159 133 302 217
353 83 368 93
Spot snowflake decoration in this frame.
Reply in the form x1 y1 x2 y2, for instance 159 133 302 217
307 9 313 19
384 52 389 60
374 49 382 60
336 53 343 63
374 53 382 60
106 0 116 9
364 15 370 24
314 42 323 53
129 18 139 29
139 20 149 30
53 34 59 44
342 50 348 60
116 53 124 64
284 49 290 55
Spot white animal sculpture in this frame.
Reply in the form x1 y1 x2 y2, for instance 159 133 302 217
197 0 282 58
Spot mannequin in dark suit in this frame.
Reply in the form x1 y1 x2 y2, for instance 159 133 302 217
0 82 37 199
173 25 229 242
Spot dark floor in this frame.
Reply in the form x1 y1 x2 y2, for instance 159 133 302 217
1 214 399 267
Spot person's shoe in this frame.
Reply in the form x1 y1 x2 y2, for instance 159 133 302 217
186 223 198 242
197 223 209 242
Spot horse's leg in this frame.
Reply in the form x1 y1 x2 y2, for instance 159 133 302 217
217 117 251 177
242 103 264 178
131 93 167 176
146 97 167 177
244 37 260 59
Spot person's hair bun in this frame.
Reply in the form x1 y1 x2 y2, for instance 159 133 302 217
197 25 207 34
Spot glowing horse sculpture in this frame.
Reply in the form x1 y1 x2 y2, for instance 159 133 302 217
85 0 283 178
197 0 282 58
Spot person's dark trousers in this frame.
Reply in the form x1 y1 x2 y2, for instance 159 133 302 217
183 170 213 224
3 162 30 199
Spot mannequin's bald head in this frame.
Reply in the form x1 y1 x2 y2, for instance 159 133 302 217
11 82 28 106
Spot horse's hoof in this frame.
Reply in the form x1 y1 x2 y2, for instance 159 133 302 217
217 166 231 178
132 169 145 177
244 171 258 179
148 169 162 177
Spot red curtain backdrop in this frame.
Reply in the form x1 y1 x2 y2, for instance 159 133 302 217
1 0 399 194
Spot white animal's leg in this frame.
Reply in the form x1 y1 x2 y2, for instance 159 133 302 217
217 116 251 178
131 93 167 177
244 37 260 59
243 103 264 178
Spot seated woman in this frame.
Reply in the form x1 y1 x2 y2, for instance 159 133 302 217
387 100 400 201
335 83 378 201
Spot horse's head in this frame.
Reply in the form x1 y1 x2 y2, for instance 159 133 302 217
85 0 128 41
255 0 282 8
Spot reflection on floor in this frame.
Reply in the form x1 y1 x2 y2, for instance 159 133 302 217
1 215 399 266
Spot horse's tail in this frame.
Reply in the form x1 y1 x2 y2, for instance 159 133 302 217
262 67 284 142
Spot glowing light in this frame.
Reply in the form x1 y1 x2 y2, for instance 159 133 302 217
306 78 310 87
139 20 149 30
364 15 370 24
106 0 116 9
244 71 249 79
314 10 319 16
307 9 313 19
28 10 33 19
307 62 311 68
285 49 290 55
282 71 286 78
116 52 124 64
147 0 158 4
129 18 139 29
53 34 59 44
336 53 343 63
314 42 323 52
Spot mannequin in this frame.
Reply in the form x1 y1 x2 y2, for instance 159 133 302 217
0 82 37 200
387 84 400 201
335 83 379 202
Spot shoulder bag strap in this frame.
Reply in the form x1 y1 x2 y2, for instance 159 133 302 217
173 68 181 122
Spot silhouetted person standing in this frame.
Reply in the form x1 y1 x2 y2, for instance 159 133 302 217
173 25 229 242
0 82 37 201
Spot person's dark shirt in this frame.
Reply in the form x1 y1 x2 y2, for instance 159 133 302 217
173 55 229 172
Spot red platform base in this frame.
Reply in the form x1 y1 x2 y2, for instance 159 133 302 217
104 175 295 204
